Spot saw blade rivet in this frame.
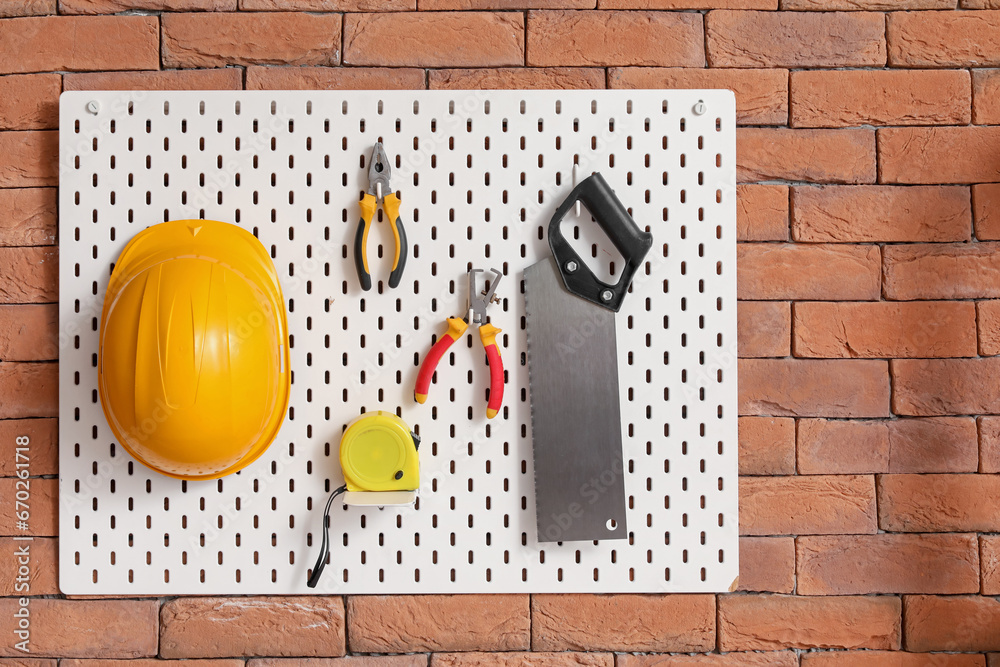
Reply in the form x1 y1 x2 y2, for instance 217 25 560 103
565 260 578 273
601 289 613 302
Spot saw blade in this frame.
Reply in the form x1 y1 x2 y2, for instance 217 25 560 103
524 256 628 543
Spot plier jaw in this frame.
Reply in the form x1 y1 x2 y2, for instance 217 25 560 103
468 268 502 326
367 142 392 202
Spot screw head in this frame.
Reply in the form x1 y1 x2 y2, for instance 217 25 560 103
601 289 614 302
565 260 578 273
693 101 706 116
86 100 100 115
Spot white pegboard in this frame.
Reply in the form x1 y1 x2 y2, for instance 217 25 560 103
59 90 738 594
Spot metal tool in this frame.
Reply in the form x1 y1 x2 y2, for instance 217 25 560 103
524 173 652 542
414 268 505 419
354 142 408 291
307 411 420 588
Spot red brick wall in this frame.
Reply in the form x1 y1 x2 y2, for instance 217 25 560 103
0 0 997 664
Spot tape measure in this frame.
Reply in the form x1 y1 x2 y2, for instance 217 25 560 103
340 411 420 503
307 410 420 588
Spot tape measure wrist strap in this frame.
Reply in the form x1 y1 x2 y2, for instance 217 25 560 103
306 483 348 588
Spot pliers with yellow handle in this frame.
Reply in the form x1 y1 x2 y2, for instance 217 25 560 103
355 142 407 291
415 268 505 419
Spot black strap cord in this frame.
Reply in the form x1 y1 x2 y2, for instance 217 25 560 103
306 484 348 589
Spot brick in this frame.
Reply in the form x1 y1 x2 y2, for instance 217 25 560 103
797 420 887 474
802 652 985 666
800 418 977 474
968 0 1000 6
0 363 57 418
532 594 715 652
793 302 977 358
740 359 889 418
601 0 774 7
0 305 58 361
879 473 1000 532
250 659 426 667
783 0 953 7
736 184 788 241
739 416 795 475
0 659 57 667
0 600 157 658
0 16 157 74
619 653 798 667
425 0 588 9
974 70 1000 124
64 69 242 91
433 654 612 667
527 11 703 67
0 74 59 131
880 127 1000 184
894 357 1000 415
707 11 885 68
739 475 877 535
0 477 55 535
738 129 876 184
981 416 1000 472
0 188 57 246
975 184 1000 240
0 418 57 476
738 536 794 593
738 244 880 301
609 68 787 125
163 13 342 68
0 0 55 15
61 0 234 10
797 534 979 595
905 595 1000 652
161 597 345 658
983 535 1000 594
792 185 971 243
249 66 425 90
241 0 411 10
0 131 58 188
889 11 1000 67
889 418 978 473
738 301 790 358
345 13 523 67
0 247 57 304
718 594 900 650
430 68 604 90
0 536 57 595
348 595 528 652
884 243 1000 301
791 70 970 127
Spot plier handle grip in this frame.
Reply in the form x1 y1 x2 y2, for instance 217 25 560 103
414 269 505 419
354 142 407 291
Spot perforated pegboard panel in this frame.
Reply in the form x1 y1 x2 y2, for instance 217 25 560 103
59 90 738 594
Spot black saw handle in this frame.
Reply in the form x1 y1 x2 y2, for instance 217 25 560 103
548 172 653 312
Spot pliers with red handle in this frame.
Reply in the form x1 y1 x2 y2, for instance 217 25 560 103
414 268 505 419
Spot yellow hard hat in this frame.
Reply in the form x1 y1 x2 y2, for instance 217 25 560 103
98 219 290 480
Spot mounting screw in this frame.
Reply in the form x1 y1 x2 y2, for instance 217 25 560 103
86 100 101 115
693 100 706 116
601 289 613 302
565 260 578 274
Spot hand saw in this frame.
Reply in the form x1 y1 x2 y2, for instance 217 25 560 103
524 173 653 543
